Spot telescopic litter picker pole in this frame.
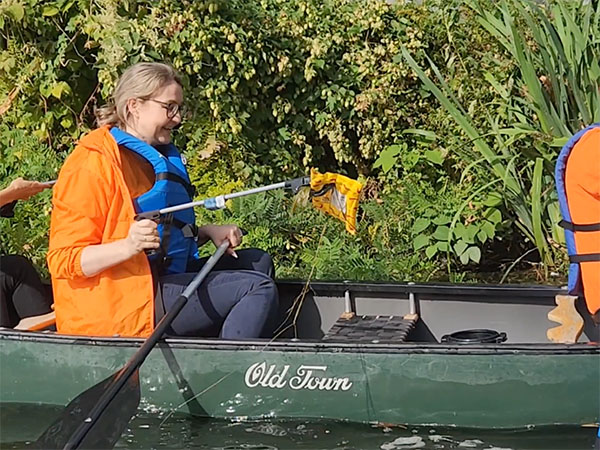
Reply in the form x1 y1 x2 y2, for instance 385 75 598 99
135 176 310 221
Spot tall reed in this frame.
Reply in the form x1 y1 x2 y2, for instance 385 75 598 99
402 0 600 275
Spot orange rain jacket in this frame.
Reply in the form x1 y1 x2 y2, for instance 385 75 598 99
47 126 155 337
564 127 600 315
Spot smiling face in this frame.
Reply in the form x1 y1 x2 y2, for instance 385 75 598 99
125 81 183 146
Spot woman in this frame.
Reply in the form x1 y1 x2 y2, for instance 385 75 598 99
1 178 54 328
47 62 278 339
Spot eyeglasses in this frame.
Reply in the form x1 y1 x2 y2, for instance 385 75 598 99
147 99 187 120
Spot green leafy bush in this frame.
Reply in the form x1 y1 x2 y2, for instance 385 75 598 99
1 0 583 283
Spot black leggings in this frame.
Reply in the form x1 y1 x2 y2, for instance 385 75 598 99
158 249 279 339
0 255 53 328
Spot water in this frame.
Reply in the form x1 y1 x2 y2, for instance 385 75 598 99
0 404 596 449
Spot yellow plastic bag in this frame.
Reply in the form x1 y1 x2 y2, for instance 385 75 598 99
309 168 363 234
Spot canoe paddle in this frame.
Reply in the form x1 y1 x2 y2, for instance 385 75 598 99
35 239 231 450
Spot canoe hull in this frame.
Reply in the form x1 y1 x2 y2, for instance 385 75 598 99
2 280 598 428
1 332 598 428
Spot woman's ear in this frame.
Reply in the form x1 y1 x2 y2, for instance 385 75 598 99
126 98 139 121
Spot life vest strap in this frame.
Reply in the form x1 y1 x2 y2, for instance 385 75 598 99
156 172 196 198
155 214 196 274
158 213 174 270
171 218 199 239
559 219 600 232
569 253 600 263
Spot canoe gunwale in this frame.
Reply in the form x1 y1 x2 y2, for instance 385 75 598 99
2 280 592 355
279 280 567 300
1 329 598 356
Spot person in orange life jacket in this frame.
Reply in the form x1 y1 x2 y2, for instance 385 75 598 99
1 178 54 328
555 124 600 328
47 62 278 338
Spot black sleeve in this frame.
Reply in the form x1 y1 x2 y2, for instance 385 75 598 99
0 200 17 218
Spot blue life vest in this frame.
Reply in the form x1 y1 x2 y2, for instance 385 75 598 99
554 123 600 295
110 127 199 274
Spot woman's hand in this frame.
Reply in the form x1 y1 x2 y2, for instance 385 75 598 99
197 224 243 258
124 219 160 257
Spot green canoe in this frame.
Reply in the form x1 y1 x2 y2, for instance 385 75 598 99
1 280 598 428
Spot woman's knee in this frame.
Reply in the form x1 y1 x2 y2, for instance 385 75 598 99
239 272 279 321
260 251 275 278
255 276 280 332
252 249 275 278
265 281 279 312
256 277 279 336
223 274 279 339
241 248 275 278
252 274 278 299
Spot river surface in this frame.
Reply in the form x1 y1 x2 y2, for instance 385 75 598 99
0 404 596 450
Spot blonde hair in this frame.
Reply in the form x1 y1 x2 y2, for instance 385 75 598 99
95 62 182 128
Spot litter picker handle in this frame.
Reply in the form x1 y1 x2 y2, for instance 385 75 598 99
132 175 311 256
134 211 162 257
134 210 161 222
138 176 311 219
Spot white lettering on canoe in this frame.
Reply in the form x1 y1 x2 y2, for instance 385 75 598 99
244 362 352 391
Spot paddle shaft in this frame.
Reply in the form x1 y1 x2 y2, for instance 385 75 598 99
63 240 231 450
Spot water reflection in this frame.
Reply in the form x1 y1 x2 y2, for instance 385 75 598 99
0 403 595 450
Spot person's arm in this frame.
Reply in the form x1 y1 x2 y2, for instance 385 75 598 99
79 219 159 276
48 155 158 279
0 177 51 207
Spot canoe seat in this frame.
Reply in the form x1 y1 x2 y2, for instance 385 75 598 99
323 314 418 343
14 311 56 332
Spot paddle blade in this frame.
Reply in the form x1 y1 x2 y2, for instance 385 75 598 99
309 168 363 234
35 370 141 450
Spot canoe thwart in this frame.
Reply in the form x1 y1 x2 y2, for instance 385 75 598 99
323 314 418 343
547 294 584 344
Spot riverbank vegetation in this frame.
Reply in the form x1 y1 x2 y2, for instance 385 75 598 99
1 0 598 282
